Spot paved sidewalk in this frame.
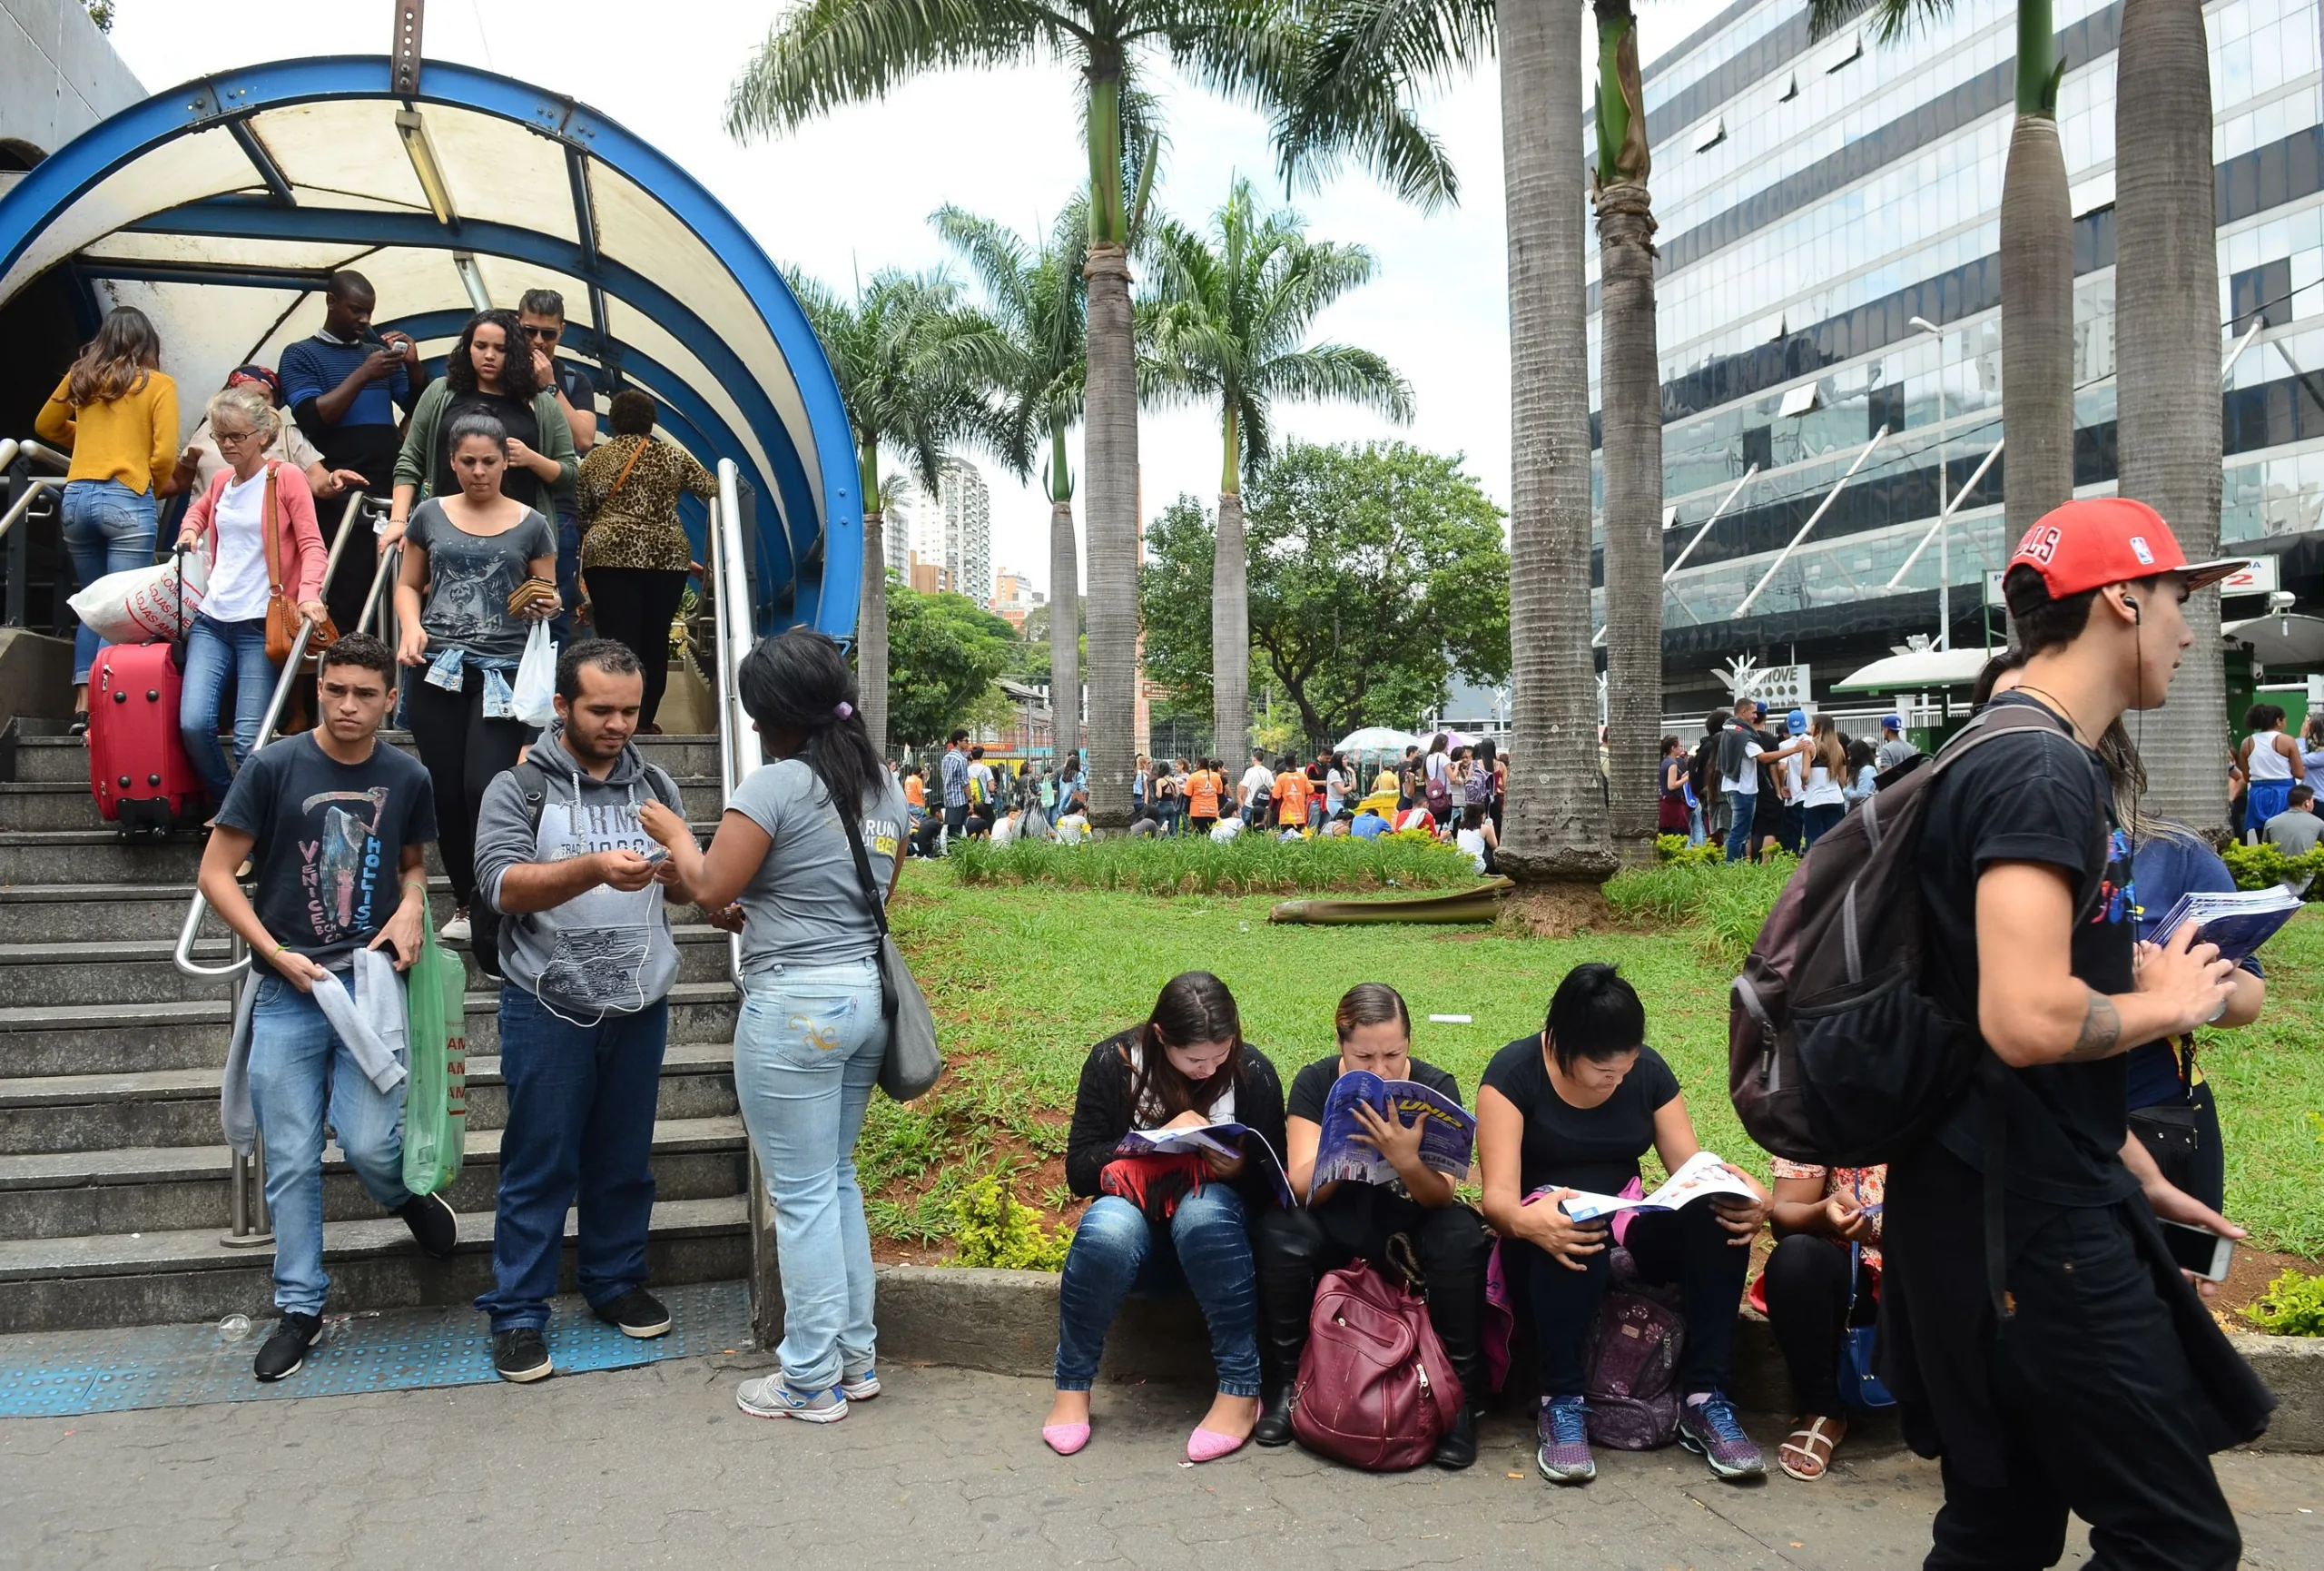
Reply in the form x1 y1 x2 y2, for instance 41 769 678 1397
4 1355 2320 1569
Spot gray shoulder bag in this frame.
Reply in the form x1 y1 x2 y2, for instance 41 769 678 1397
836 801 942 1101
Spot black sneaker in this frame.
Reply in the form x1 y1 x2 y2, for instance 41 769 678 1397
253 1311 321 1382
492 1328 554 1383
396 1192 458 1259
593 1287 672 1339
1433 1404 1481 1471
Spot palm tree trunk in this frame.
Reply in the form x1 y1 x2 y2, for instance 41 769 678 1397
856 441 890 757
2117 0 2228 831
2001 2 2073 542
1594 0 1661 869
1212 406 1250 766
1496 0 1616 885
1082 56 1138 830
1049 425 1081 762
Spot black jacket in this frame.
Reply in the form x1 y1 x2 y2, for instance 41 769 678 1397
1064 1030 1287 1204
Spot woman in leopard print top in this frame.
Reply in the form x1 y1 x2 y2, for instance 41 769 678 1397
576 390 717 728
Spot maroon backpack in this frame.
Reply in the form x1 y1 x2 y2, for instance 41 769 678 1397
1582 1256 1684 1449
1291 1260 1464 1470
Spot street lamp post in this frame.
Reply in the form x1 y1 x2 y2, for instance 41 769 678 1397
1908 315 1949 650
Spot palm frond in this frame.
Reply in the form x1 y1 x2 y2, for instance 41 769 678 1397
1268 0 1492 210
1808 0 1940 45
1249 342 1413 422
726 0 1059 140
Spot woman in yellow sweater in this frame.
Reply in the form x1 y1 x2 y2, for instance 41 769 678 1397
34 306 180 726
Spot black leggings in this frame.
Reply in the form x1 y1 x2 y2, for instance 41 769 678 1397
1761 1232 1876 1415
1512 1199 1750 1398
1253 1191 1493 1399
585 566 689 729
403 662 532 959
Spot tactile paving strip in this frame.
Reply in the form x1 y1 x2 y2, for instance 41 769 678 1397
0 1280 751 1418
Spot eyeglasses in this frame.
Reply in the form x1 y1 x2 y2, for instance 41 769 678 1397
212 428 261 445
518 324 559 341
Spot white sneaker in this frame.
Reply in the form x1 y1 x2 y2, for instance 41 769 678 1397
438 910 471 944
736 1374 848 1423
840 1365 881 1401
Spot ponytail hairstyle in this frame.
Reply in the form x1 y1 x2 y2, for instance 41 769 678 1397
1128 971 1246 1123
1334 982 1411 1044
65 306 162 407
1811 713 1846 775
735 629 882 816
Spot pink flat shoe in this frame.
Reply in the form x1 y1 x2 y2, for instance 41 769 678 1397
1043 1422 1091 1456
1187 1427 1248 1464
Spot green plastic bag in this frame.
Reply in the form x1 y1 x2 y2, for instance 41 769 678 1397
401 932 468 1197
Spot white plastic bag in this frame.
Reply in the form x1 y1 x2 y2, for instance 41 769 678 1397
68 551 205 644
511 620 556 728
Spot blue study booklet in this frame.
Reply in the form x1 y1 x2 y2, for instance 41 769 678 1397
2145 886 2303 964
1309 1071 1477 1200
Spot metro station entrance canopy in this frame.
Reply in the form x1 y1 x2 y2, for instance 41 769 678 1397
0 54 859 637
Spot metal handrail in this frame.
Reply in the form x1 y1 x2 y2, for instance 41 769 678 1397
172 492 393 980
708 459 758 979
0 476 64 548
17 439 69 471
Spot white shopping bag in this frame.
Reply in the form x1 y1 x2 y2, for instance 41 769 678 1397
511 619 556 728
67 550 206 644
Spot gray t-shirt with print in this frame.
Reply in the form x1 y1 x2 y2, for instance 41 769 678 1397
404 498 555 659
729 758 910 973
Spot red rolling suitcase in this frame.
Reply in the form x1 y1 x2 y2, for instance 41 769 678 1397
87 552 203 837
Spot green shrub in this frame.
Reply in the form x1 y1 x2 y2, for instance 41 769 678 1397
2246 1269 2324 1336
2221 839 2324 897
1603 854 1796 964
947 1175 1072 1271
945 833 1480 895
1655 834 1723 867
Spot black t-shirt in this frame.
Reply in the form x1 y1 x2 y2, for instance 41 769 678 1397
1285 1054 1462 1123
1478 1035 1680 1197
215 732 438 976
553 358 595 421
433 390 548 512
1916 693 2140 1207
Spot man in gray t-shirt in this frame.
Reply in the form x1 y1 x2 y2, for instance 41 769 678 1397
2265 786 2322 895
1875 714 1920 774
726 757 910 973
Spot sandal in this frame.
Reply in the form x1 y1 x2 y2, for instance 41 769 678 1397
1777 1414 1846 1482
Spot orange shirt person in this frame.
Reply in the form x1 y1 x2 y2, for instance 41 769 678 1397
1274 766 1313 829
1187 765 1222 822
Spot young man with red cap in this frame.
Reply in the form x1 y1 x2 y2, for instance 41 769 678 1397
1880 497 2273 1567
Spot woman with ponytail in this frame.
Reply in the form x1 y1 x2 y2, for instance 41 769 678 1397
644 628 909 1425
1046 972 1286 1463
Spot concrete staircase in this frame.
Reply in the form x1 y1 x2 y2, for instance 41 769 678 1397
0 728 752 1334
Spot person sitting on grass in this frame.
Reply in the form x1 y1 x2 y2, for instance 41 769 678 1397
1760 1160 1885 1481
1350 805 1391 840
1252 984 1492 1467
1475 963 1771 1487
1046 973 1286 1463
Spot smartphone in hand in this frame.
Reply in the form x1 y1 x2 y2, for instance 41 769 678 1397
2160 1220 2235 1282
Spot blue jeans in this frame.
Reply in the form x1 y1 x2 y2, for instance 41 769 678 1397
178 613 276 802
1802 802 1846 847
475 988 670 1332
249 974 412 1315
550 509 582 643
1687 800 1707 846
1054 1188 1261 1396
60 479 158 684
734 957 883 1391
1724 792 1758 862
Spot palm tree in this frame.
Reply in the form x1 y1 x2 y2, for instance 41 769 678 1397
935 198 1091 762
1275 0 1615 884
1144 177 1413 766
728 1 1372 826
2116 0 2228 831
1591 0 1662 868
1814 0 2073 539
788 268 1007 756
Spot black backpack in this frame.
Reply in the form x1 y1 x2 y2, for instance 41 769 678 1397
1728 703 2101 1169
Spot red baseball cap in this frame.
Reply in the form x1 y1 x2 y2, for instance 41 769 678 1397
2005 498 2247 598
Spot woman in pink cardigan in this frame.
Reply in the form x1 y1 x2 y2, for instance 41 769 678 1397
172 383 329 806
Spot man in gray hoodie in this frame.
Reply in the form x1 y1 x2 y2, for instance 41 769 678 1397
471 638 691 1382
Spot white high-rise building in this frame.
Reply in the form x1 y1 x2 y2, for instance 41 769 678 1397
889 458 992 604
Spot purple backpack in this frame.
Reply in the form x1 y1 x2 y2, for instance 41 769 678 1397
1581 1251 1684 1449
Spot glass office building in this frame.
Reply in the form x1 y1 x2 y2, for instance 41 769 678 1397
1588 0 2324 706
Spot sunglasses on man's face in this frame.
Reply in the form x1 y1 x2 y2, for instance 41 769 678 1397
519 324 560 341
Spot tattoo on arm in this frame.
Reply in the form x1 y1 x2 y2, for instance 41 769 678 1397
2061 991 2123 1061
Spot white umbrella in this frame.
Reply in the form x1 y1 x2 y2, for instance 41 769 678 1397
1336 726 1420 754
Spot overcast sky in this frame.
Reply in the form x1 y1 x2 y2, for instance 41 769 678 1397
108 0 1728 598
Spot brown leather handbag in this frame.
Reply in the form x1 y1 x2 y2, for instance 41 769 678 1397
261 462 337 664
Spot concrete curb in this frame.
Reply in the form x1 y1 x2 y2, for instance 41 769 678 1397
865 1264 2324 1452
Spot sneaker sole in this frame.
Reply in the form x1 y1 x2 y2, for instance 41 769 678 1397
1679 1432 1767 1480
603 1318 672 1339
737 1390 849 1424
839 1378 880 1400
497 1359 555 1384
1536 1452 1595 1486
253 1355 305 1383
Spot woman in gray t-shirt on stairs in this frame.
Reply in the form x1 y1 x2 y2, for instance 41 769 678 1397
645 628 910 1425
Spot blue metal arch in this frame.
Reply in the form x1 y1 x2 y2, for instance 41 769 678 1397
0 54 858 638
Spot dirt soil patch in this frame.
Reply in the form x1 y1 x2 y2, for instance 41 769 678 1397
1499 884 1615 938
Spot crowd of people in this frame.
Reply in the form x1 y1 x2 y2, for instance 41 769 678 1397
1679 701 1898 863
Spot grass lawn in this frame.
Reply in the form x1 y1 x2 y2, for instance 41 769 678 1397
873 863 2324 1260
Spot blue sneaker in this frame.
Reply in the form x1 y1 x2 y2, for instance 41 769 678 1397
1677 1392 1766 1479
840 1365 881 1401
1536 1395 1595 1484
735 1374 848 1423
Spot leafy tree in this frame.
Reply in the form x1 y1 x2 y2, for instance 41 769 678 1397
1140 441 1508 752
1144 177 1413 769
884 578 1021 749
